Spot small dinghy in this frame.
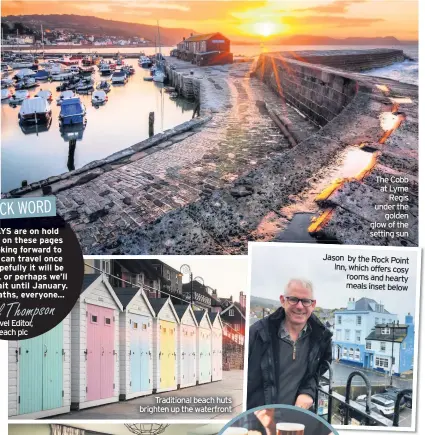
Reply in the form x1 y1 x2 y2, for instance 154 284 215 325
18 96 52 124
59 97 86 126
76 80 94 93
111 70 127 84
14 77 39 90
91 90 108 105
1 88 11 100
34 69 50 80
9 89 30 104
56 90 75 105
143 76 154 82
35 89 53 101
96 80 111 93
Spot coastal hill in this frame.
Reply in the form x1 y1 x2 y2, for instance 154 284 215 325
277 35 402 45
1 14 198 46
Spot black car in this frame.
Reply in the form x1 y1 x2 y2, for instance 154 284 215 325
384 386 412 409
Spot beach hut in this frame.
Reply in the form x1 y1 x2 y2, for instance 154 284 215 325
113 286 155 400
209 312 224 382
149 297 180 393
174 304 198 389
8 316 71 419
194 310 213 385
70 274 123 410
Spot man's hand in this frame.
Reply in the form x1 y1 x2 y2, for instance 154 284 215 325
295 394 314 409
254 408 275 435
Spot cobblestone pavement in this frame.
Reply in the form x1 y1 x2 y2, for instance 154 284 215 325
55 62 317 253
54 370 244 420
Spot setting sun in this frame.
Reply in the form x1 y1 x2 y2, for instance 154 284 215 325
253 22 277 37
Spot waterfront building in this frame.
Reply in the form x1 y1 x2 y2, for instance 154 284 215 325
365 314 415 376
333 297 397 368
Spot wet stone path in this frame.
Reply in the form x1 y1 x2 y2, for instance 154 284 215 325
55 62 318 253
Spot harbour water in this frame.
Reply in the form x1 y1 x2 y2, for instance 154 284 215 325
1 44 417 192
1 59 196 193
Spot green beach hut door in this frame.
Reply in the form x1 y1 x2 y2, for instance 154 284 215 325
19 323 63 415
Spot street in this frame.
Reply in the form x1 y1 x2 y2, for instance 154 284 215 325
323 362 413 428
54 370 243 420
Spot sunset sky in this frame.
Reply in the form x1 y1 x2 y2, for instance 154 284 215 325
1 0 418 41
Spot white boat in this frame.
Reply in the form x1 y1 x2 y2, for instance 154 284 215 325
138 56 152 67
15 77 39 89
96 81 111 92
35 89 53 101
92 90 108 105
14 68 36 80
11 61 34 69
9 89 30 103
1 64 13 73
111 70 127 84
56 90 75 105
1 78 14 88
18 97 52 124
152 70 166 83
70 65 80 73
1 88 11 100
99 63 112 75
51 71 77 81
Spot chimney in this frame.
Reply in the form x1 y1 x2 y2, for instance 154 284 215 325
239 291 246 309
347 298 355 310
230 295 233 302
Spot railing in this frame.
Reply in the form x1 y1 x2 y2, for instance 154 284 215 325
313 362 412 427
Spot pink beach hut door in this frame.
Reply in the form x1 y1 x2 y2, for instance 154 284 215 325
87 304 115 401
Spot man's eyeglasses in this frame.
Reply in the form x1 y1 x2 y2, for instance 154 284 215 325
284 296 315 307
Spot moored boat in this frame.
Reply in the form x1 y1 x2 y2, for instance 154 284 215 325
13 68 36 80
91 90 108 105
59 97 86 125
35 89 53 101
56 90 75 105
34 70 50 80
99 63 112 75
111 70 127 84
96 80 111 92
9 89 30 103
1 88 12 100
15 77 39 90
138 55 152 68
18 96 52 124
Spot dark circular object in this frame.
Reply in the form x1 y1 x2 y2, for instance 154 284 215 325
0 216 83 340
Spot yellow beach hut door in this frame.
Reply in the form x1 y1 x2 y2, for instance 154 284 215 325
160 320 175 389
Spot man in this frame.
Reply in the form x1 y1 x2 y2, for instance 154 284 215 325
247 278 332 411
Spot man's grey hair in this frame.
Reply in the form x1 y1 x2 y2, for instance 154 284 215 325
284 278 314 298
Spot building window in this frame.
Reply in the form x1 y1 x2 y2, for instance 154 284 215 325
345 329 350 341
376 357 389 368
356 316 362 325
336 329 341 341
375 317 379 325
349 348 354 358
337 316 341 325
366 341 371 350
355 348 360 360
380 342 386 351
229 309 234 316
381 327 391 335
343 347 347 357
166 270 171 280
355 330 361 343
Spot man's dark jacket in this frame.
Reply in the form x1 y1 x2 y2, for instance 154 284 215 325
247 307 332 410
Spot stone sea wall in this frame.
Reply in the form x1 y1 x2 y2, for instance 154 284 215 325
255 54 358 126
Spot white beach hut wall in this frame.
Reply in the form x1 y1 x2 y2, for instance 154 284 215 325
113 286 155 400
149 297 180 393
194 310 213 385
209 312 223 382
174 304 198 389
8 316 71 419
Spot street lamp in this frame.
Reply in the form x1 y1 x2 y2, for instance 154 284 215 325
390 321 395 387
179 264 193 304
194 276 204 286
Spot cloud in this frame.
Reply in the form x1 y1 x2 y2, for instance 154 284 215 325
295 0 367 15
283 14 383 28
123 2 191 12
76 3 112 13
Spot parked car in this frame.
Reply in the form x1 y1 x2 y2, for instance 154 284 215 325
357 394 395 418
384 386 412 409
338 398 380 426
